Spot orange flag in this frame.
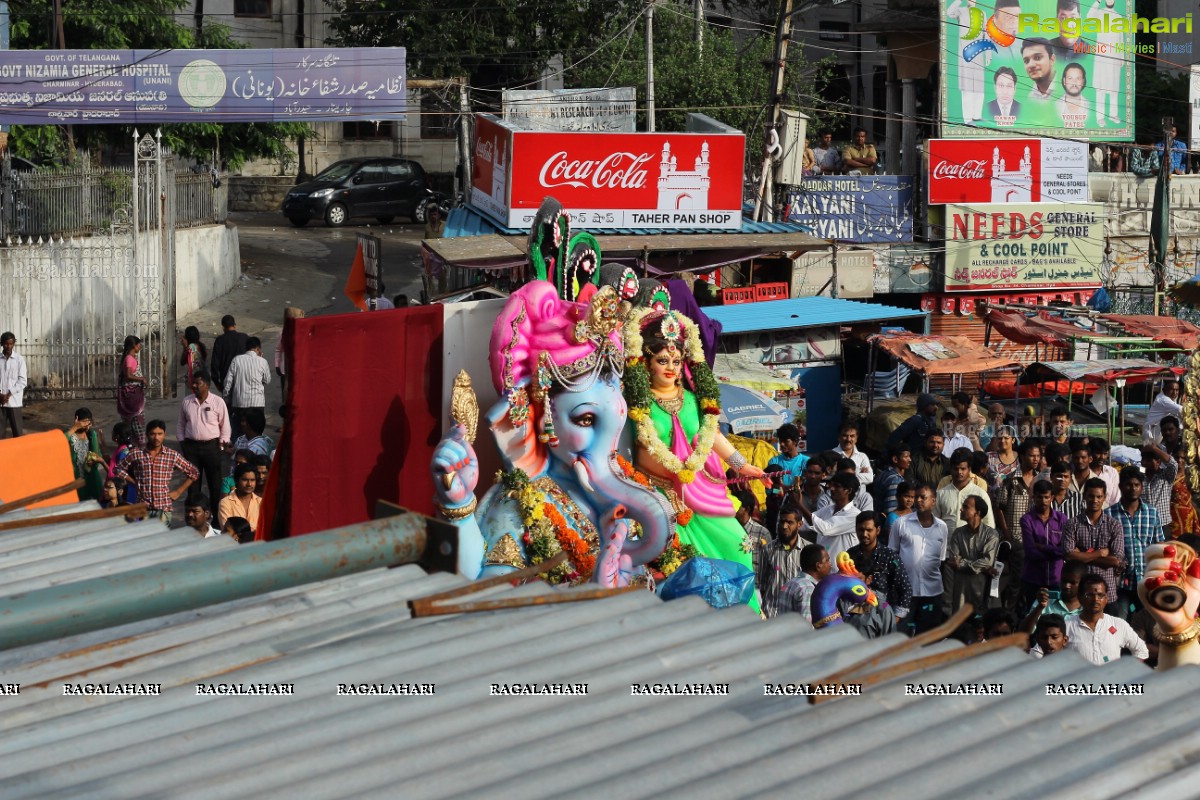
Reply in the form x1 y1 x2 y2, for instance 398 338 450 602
344 241 367 310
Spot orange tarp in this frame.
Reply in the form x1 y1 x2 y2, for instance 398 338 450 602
871 333 1022 376
0 430 77 509
1098 314 1200 351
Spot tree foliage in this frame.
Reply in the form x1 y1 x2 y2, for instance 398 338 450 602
7 0 312 169
324 0 641 88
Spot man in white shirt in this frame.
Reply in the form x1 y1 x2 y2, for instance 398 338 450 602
185 498 222 539
937 449 995 533
1143 379 1183 443
830 422 873 486
794 471 860 562
1066 573 1148 665
811 129 842 175
0 331 27 438
224 336 272 435
893 484 949 634
941 411 975 457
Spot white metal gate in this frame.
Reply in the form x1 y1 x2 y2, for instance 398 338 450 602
0 130 177 400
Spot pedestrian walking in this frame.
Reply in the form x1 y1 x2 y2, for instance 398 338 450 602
0 332 26 438
117 335 147 447
210 315 248 392
178 369 231 519
224 337 271 435
179 325 208 389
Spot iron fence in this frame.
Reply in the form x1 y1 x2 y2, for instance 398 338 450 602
0 161 227 239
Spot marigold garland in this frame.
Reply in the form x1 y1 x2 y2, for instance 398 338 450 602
499 467 597 585
650 532 698 577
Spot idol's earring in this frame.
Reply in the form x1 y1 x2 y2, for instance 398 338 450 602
543 395 559 447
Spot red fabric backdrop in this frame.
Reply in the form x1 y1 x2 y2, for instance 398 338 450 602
282 306 444 536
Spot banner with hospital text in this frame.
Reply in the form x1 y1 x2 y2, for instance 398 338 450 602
939 0 1135 141
944 202 1104 291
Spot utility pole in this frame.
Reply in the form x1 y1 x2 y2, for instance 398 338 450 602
294 0 309 180
756 0 794 221
646 0 656 132
695 0 703 59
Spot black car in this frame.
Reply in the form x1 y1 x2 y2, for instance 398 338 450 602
282 157 442 227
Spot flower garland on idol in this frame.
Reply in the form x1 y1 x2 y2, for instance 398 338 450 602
622 306 722 485
500 468 596 584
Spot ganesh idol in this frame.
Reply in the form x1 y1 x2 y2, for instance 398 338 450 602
429 200 676 586
622 304 766 611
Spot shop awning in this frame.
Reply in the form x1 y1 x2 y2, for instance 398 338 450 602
426 205 829 271
1097 314 1200 352
1023 359 1186 386
982 308 1079 348
712 352 796 392
705 296 927 335
870 332 1023 376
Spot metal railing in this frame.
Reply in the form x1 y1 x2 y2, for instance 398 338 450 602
0 160 227 239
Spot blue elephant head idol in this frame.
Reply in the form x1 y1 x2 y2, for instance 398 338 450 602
431 273 675 585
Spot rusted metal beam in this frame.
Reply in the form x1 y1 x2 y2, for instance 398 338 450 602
0 479 85 515
0 503 147 531
0 510 458 651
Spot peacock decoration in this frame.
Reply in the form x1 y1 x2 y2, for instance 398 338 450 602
811 552 878 629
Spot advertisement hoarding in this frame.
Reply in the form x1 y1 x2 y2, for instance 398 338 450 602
944 202 1104 291
783 176 913 243
502 87 636 132
0 48 405 124
471 114 745 230
927 138 1089 204
939 0 1134 141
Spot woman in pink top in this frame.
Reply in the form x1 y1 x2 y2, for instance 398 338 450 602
117 335 147 447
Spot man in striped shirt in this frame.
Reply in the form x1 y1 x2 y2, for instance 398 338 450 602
223 336 272 436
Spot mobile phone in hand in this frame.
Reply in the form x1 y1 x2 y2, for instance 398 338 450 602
1047 590 1061 602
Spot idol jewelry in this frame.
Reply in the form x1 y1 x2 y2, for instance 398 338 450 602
436 495 478 520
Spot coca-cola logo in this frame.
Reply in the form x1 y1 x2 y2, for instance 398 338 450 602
932 159 987 180
539 150 651 190
476 138 495 163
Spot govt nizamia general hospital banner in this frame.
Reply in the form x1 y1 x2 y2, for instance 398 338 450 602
940 0 1139 141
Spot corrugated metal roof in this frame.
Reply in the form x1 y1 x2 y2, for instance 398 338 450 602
706 295 928 334
0 506 1183 799
0 538 1184 800
0 502 237 595
444 204 817 238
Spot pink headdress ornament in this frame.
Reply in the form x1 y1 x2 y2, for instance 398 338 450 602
489 280 624 472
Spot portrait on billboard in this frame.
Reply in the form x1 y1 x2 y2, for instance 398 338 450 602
940 0 1136 140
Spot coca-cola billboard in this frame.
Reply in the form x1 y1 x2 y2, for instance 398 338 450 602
927 139 1088 206
471 114 745 230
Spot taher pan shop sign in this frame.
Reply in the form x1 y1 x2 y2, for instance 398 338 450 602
783 176 913 243
0 48 406 124
927 138 1088 205
944 202 1103 292
471 113 745 230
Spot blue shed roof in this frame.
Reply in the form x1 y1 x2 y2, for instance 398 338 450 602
444 205 817 239
705 295 928 334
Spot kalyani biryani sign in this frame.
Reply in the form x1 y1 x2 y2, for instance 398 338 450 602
471 113 745 230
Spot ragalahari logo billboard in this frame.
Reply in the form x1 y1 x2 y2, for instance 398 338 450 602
470 115 745 230
927 138 1088 205
940 0 1134 141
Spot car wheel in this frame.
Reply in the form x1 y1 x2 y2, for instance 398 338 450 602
376 216 395 224
288 217 308 228
325 202 348 227
413 199 429 224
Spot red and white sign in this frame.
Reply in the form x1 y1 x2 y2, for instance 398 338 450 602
927 138 1088 206
471 114 745 230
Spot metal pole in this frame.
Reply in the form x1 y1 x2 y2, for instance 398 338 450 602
757 0 794 221
0 512 457 651
695 0 703 58
646 0 656 132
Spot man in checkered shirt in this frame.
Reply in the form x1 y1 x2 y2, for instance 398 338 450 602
1105 466 1162 619
1140 442 1178 538
113 419 198 526
1063 478 1124 614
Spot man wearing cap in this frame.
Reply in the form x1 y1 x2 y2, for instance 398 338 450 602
888 393 941 454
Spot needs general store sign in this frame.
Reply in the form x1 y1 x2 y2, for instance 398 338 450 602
944 202 1104 292
470 113 745 230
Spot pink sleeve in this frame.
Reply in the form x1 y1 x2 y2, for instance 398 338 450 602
124 355 137 371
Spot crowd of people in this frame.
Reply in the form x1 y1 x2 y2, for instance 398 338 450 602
0 314 281 543
734 382 1194 668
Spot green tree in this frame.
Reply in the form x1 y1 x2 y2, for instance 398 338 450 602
569 1 837 175
7 0 312 170
324 0 641 88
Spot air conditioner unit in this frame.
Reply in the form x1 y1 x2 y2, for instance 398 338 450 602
837 250 875 299
775 108 810 187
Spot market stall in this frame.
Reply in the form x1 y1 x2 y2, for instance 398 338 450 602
866 332 1024 413
1022 359 1187 444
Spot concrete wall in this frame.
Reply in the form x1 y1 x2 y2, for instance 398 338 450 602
176 224 241 316
229 177 295 212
